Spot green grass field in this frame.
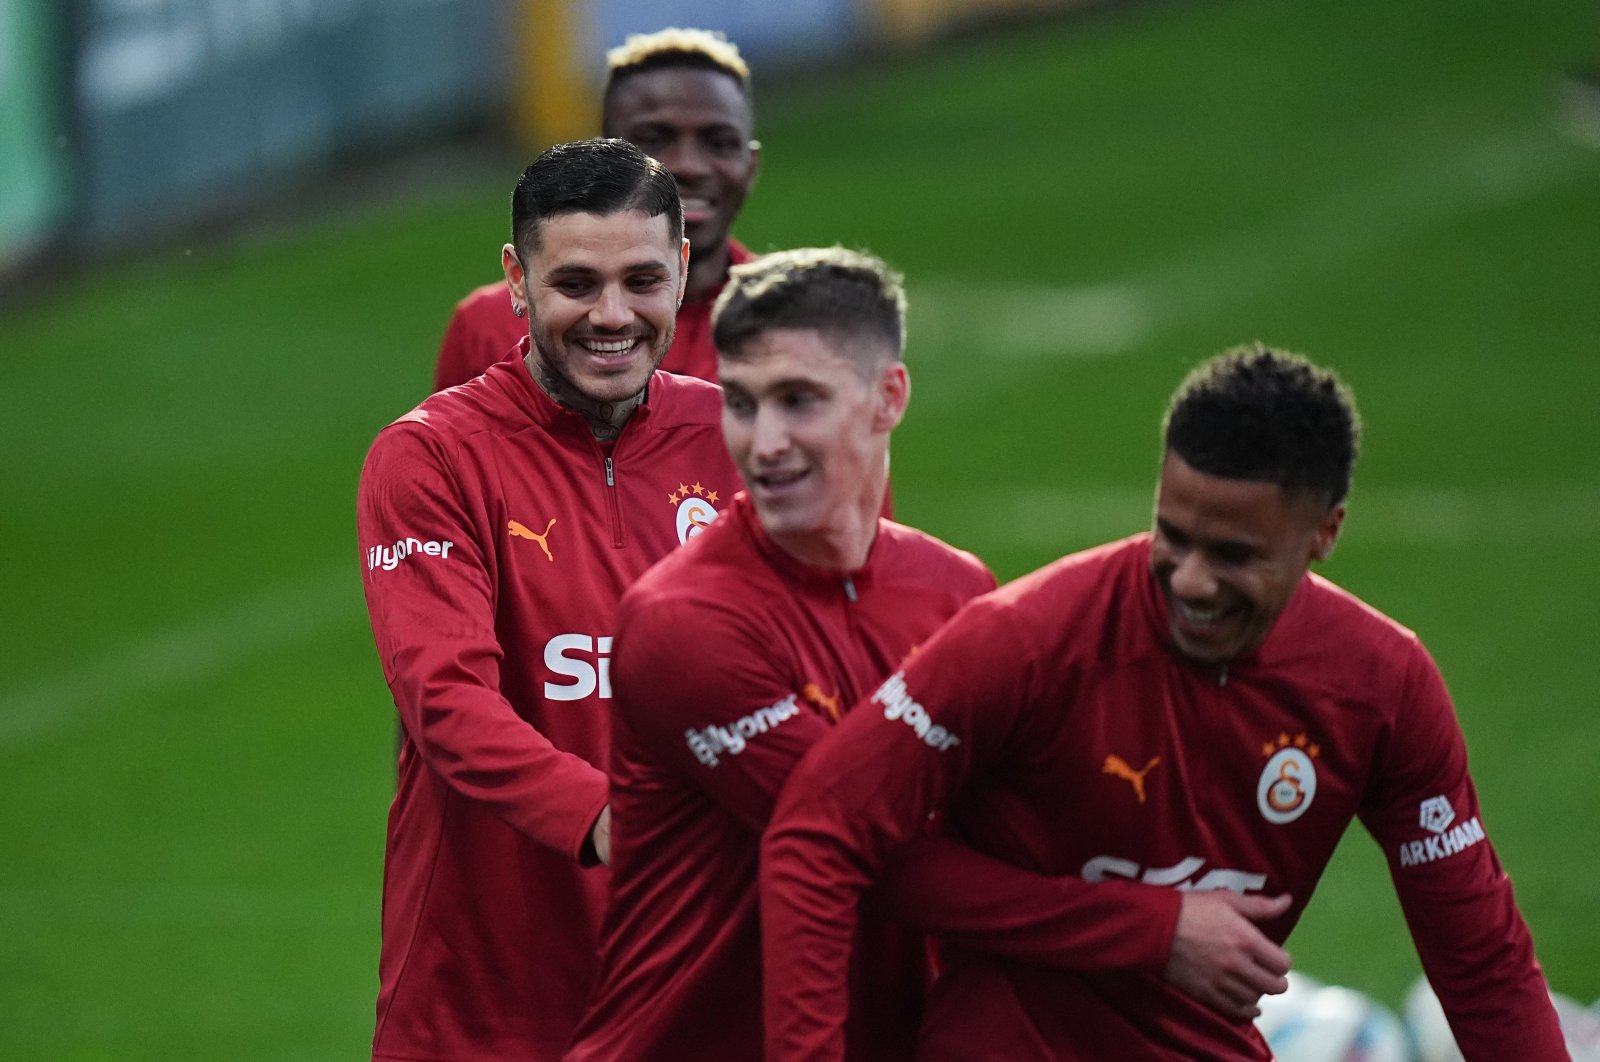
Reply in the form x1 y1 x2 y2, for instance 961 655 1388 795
2 0 1596 1055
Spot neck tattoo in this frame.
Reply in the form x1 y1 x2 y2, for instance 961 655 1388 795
530 357 642 439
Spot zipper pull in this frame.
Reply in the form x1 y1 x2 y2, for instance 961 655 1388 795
604 456 614 487
842 576 858 603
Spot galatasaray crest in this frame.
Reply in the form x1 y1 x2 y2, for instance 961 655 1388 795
668 481 721 544
1256 731 1319 825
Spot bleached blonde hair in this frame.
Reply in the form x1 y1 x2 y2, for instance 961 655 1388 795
605 28 751 96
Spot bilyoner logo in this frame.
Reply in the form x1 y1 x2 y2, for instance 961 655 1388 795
367 536 454 572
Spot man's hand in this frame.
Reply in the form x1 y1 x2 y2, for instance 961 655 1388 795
1164 890 1292 1021
590 805 612 867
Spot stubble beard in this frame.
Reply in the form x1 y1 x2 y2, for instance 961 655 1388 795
525 326 671 440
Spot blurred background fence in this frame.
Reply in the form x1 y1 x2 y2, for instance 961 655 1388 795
0 0 1105 275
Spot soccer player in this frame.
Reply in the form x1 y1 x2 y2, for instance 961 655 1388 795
761 345 1570 1061
358 138 740 1061
434 27 760 391
565 252 1292 1061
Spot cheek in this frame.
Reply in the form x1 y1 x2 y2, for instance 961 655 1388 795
1147 542 1176 581
647 292 681 324
831 421 879 472
1244 568 1295 614
721 419 750 459
715 163 752 193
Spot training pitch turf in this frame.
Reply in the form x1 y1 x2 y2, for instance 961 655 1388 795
1 0 1596 1055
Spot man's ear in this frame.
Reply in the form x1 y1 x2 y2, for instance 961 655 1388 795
677 237 691 305
502 243 528 315
873 362 910 433
1311 504 1346 562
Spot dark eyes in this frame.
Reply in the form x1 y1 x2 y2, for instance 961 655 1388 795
723 391 823 417
628 130 668 151
1156 522 1255 565
551 275 666 295
627 128 744 157
1213 545 1256 565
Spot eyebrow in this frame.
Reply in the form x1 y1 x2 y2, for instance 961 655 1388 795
720 375 830 401
543 259 671 280
1157 517 1260 555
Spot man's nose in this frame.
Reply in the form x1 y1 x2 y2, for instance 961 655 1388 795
1168 550 1218 601
590 283 632 330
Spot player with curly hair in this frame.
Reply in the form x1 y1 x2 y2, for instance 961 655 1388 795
762 344 1568 1061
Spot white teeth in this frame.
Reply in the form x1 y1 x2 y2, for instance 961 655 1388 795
1178 602 1223 625
681 197 712 210
582 339 635 354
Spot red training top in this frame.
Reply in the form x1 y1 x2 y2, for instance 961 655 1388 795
567 498 1183 1062
763 534 1568 1062
358 349 740 1061
432 239 756 392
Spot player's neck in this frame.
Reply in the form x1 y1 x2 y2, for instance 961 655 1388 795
683 241 732 305
525 354 644 440
768 494 883 574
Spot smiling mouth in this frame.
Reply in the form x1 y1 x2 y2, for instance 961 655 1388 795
577 336 643 358
680 195 715 220
1169 598 1243 646
753 468 809 494
1175 600 1225 626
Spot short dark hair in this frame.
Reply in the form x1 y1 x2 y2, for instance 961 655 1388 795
712 247 907 370
510 138 683 257
604 27 751 102
1163 343 1361 506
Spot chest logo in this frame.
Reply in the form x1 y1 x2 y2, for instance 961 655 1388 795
802 682 843 723
667 481 721 545
509 518 556 561
1257 732 1319 824
1103 755 1161 804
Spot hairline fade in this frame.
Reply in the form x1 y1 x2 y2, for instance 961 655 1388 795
1162 342 1362 508
712 246 907 376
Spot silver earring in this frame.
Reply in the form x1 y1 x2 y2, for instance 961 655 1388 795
514 305 526 318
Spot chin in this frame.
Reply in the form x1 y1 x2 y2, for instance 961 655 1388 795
1169 628 1230 666
582 367 654 401
753 501 817 538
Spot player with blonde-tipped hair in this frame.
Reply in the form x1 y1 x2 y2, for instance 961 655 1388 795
434 27 760 390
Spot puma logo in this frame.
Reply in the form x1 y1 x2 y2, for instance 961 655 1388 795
1103 754 1161 804
802 682 842 723
509 518 556 562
